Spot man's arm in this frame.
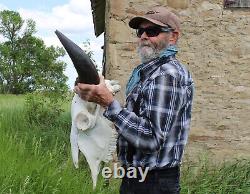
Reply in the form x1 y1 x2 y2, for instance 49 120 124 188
104 74 183 153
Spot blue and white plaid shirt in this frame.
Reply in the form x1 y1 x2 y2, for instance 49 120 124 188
104 55 194 169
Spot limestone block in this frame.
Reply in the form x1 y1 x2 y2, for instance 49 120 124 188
126 2 163 17
106 43 119 70
120 42 137 52
125 7 144 16
179 9 193 17
197 1 222 16
109 18 133 43
106 0 250 162
167 0 190 9
240 37 250 55
200 1 221 11
226 25 238 35
110 1 127 16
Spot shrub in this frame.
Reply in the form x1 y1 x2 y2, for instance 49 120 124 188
24 91 70 127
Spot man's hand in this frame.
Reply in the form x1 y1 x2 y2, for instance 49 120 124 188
74 75 114 108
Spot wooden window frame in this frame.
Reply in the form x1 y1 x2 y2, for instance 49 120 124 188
224 0 250 8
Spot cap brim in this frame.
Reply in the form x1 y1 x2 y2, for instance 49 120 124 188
129 16 167 29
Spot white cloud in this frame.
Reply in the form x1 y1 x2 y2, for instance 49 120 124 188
18 0 93 34
41 35 62 47
17 0 103 62
0 3 7 11
1 0 104 89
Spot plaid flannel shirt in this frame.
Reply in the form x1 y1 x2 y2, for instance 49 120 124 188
104 55 194 169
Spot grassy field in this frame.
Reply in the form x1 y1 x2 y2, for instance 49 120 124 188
0 95 120 194
0 95 249 194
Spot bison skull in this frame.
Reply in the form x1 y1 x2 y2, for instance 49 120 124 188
70 80 120 188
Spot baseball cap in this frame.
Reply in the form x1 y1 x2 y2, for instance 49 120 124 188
129 6 181 31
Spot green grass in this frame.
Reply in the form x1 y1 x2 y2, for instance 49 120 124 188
0 94 249 194
181 158 250 194
0 94 120 194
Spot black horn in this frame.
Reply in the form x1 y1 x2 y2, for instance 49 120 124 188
55 30 99 85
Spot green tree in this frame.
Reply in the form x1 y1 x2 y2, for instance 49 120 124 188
82 39 102 72
0 10 68 94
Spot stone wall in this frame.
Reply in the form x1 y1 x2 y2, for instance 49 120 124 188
104 0 250 161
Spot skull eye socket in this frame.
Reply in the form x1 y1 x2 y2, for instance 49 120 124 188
75 112 90 131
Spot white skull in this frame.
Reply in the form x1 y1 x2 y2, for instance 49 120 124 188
70 80 120 189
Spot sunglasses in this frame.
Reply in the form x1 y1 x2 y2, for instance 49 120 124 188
136 26 174 38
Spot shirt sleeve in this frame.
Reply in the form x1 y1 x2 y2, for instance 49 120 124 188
103 74 183 153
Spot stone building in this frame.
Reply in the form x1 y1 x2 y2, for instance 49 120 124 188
90 0 250 162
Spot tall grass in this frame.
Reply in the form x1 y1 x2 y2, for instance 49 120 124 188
0 94 120 194
181 158 250 194
0 95 249 194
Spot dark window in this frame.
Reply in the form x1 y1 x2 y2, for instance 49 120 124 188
224 0 250 8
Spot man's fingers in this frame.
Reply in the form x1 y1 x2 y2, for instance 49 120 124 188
77 83 94 91
99 75 105 85
74 86 80 94
74 85 92 100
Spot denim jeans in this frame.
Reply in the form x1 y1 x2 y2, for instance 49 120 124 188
119 166 180 194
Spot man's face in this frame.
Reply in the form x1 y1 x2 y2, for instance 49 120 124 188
137 21 178 63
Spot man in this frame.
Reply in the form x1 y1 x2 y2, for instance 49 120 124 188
75 6 194 194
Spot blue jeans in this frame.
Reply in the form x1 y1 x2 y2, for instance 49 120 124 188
119 166 180 194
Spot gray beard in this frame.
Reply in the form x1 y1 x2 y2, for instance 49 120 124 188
137 41 167 63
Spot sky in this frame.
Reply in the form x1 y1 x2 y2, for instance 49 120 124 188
0 0 104 89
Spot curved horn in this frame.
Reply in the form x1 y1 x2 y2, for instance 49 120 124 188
55 30 99 85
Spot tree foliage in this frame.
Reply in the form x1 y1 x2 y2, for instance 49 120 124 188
0 10 68 94
82 39 101 72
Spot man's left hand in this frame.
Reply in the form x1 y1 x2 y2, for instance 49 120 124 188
74 76 114 108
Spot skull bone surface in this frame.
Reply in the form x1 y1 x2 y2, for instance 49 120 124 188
70 79 120 188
